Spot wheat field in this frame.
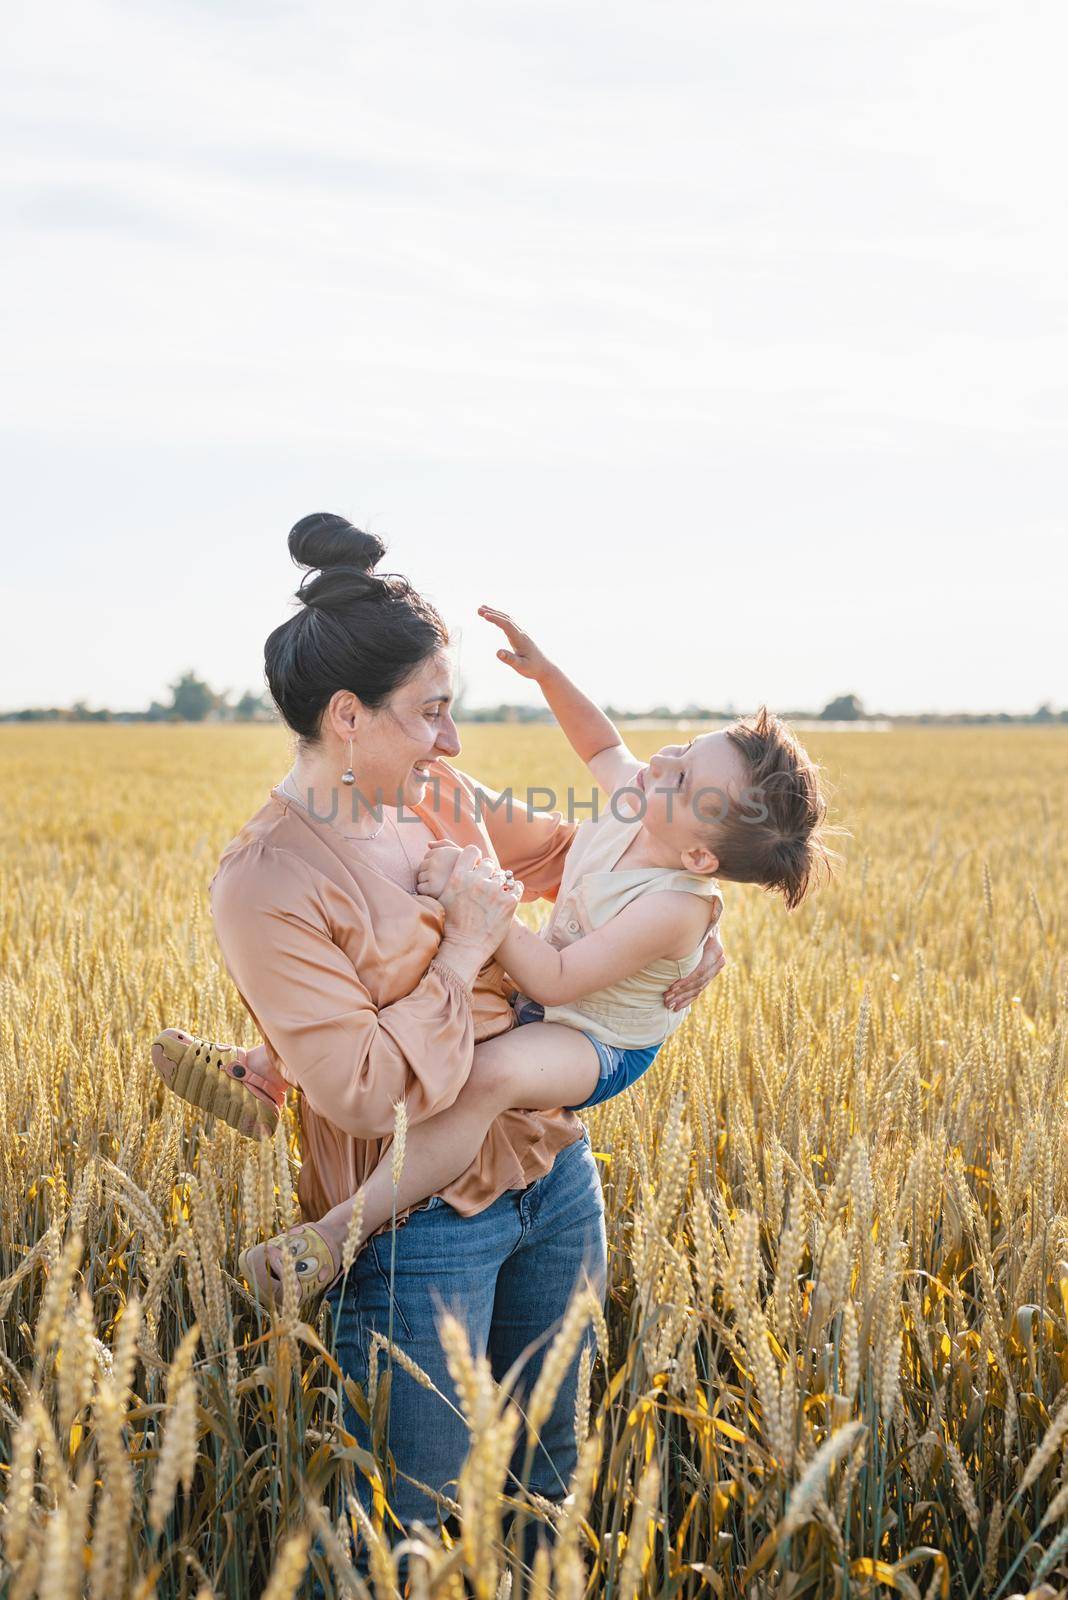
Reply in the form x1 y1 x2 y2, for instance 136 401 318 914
1 723 1066 1599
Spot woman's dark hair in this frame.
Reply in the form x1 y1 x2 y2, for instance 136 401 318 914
264 512 448 741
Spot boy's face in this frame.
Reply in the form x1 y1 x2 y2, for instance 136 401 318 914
633 730 750 871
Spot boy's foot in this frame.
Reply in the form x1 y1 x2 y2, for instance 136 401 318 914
150 1027 284 1139
239 1223 342 1319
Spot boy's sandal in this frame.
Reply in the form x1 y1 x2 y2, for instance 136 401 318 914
238 1224 342 1319
150 1027 282 1139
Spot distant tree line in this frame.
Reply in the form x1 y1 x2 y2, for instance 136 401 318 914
463 692 1068 726
2 671 275 724
2 676 1065 726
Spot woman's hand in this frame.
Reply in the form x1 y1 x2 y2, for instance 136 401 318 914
663 925 727 1012
435 845 523 984
479 606 552 682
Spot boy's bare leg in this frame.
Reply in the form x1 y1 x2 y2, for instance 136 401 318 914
278 1022 601 1270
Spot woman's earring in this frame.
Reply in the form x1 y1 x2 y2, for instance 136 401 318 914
341 737 356 787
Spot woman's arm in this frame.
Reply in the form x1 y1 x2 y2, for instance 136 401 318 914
663 922 726 1011
209 842 514 1139
449 769 577 903
497 890 714 1008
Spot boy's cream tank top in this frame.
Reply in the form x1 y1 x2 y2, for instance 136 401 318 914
529 804 723 1049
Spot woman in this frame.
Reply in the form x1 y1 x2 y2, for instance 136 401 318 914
189 511 724 1540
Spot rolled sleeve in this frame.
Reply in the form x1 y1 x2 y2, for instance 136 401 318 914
451 770 577 902
209 844 475 1139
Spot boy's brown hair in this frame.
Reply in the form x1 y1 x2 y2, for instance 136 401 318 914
708 706 838 910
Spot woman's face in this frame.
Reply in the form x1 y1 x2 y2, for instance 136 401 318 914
351 651 461 810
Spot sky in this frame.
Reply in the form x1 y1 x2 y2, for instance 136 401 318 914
2 0 1066 717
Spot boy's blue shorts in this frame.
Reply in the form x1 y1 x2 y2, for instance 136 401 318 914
513 997 662 1110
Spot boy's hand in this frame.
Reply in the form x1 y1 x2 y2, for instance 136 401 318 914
479 606 551 682
416 839 465 899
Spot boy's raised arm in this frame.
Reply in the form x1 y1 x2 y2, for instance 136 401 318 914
479 605 641 798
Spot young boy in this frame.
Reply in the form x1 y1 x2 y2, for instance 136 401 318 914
153 607 831 1312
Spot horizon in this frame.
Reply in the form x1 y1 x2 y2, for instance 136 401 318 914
2 681 1063 723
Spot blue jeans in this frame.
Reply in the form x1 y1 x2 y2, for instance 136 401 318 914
325 1124 607 1540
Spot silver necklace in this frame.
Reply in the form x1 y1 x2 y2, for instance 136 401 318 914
280 770 387 841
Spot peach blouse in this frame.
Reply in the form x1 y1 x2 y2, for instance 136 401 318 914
208 761 583 1234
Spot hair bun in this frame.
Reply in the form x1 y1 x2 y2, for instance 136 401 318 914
288 513 386 578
